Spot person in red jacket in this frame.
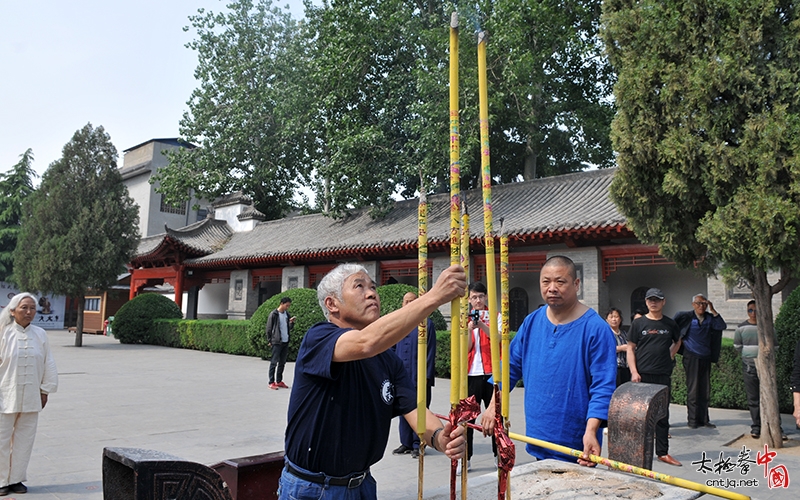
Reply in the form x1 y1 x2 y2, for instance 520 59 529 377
462 282 498 474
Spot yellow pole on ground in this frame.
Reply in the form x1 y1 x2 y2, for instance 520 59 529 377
477 30 501 388
507 432 750 500
416 186 428 500
434 414 751 500
500 230 510 419
448 10 461 411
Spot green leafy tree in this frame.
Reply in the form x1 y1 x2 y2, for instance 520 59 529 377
297 0 615 215
161 0 614 218
0 149 37 282
14 124 140 347
155 0 302 220
603 0 800 448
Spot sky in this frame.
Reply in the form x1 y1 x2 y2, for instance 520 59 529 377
0 1 309 182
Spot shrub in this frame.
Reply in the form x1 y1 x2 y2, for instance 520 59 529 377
112 293 183 344
774 287 800 413
670 338 749 410
150 319 182 347
377 283 449 374
147 319 254 355
247 288 325 361
376 283 447 330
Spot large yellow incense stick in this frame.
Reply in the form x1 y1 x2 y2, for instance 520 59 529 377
416 187 428 500
477 30 501 387
500 231 510 419
459 192 470 402
459 192 470 498
448 11 461 410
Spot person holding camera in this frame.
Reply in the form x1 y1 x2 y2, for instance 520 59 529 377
463 282 499 474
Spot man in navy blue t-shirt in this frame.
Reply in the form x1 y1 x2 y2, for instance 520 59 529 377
279 263 467 499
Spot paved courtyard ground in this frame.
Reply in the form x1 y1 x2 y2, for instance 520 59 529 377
12 331 799 499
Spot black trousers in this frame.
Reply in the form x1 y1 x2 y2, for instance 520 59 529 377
639 373 671 457
616 366 631 388
269 342 289 384
741 361 760 432
466 374 497 460
682 353 712 426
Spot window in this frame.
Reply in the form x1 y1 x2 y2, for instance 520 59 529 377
160 194 187 215
85 297 101 311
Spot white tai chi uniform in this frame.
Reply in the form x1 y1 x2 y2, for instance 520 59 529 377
0 322 58 487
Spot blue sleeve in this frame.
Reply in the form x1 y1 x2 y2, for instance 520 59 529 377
505 313 531 389
711 314 727 330
297 322 348 380
586 321 617 422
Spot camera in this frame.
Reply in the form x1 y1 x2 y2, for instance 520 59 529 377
469 309 481 323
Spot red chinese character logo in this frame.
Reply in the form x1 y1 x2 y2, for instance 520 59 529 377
768 464 789 489
756 444 777 477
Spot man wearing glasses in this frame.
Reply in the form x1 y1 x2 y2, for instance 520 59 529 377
674 294 726 430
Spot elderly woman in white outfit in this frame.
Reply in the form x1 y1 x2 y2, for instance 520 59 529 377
0 293 58 495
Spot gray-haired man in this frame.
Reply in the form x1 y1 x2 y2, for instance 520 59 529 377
279 263 467 499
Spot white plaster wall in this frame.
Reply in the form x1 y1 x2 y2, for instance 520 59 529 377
198 282 229 316
215 205 250 232
124 174 152 236
604 264 706 325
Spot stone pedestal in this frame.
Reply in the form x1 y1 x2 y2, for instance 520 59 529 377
608 382 670 470
103 447 232 500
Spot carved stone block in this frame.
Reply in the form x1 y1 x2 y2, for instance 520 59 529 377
607 382 669 470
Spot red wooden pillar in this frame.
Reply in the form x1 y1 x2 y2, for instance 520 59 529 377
174 265 185 311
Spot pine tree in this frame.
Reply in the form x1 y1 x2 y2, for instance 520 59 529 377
0 149 37 282
14 124 140 346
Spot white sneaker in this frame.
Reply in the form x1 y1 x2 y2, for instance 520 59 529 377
455 460 471 476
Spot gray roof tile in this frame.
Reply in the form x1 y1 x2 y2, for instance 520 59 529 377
185 168 625 267
134 217 233 261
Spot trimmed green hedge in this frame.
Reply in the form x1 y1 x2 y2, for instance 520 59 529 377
670 338 749 410
150 319 255 355
670 336 797 413
247 288 326 361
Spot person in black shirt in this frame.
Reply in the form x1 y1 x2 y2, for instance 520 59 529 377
627 288 682 467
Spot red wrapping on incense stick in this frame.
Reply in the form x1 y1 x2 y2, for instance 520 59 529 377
493 385 515 499
448 396 481 499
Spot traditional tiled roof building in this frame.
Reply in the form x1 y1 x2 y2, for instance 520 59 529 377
128 168 774 327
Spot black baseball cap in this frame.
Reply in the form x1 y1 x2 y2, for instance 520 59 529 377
645 288 665 300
